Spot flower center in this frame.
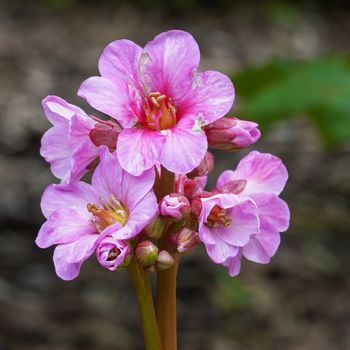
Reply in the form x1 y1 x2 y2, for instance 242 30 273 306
87 194 128 232
141 92 177 131
206 205 232 228
107 247 121 261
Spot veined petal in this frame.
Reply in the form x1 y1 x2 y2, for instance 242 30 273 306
53 235 98 280
223 251 243 277
36 209 96 249
142 30 200 99
98 39 143 90
159 118 208 174
117 128 165 176
41 182 98 219
180 70 234 124
78 76 142 128
229 151 288 196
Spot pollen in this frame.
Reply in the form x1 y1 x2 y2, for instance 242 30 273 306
142 92 177 131
87 194 128 232
206 205 232 228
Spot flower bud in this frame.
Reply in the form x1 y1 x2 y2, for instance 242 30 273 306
89 119 121 151
135 240 159 267
190 191 214 218
143 216 166 239
215 179 247 195
205 116 260 150
175 174 207 199
188 152 214 177
159 193 190 220
96 237 132 270
156 250 176 271
174 228 200 254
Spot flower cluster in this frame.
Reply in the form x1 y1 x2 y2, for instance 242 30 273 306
37 30 289 280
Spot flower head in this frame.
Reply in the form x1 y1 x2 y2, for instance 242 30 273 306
78 30 234 175
208 151 290 276
36 147 157 280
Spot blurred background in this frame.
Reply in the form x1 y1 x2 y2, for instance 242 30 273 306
1 0 350 349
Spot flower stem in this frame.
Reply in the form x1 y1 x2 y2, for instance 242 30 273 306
127 258 163 350
155 167 178 350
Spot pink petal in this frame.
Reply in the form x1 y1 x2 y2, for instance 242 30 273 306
114 192 158 240
159 118 208 174
98 39 142 90
91 147 124 200
53 235 98 280
223 251 243 277
41 182 98 219
216 170 235 188
205 238 239 264
214 198 259 247
36 209 96 249
180 70 234 124
231 151 289 196
251 193 290 233
78 76 142 128
42 95 87 124
69 114 98 182
117 128 165 176
40 123 71 181
142 30 200 99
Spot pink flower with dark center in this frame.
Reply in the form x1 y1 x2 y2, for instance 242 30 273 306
40 96 120 183
214 151 290 276
78 30 234 175
198 194 260 265
36 147 157 280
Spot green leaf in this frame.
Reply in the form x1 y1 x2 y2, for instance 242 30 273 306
232 56 350 144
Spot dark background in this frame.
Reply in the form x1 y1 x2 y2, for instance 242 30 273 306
1 0 350 349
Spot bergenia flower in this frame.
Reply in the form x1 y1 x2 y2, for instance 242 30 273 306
36 147 157 280
96 236 132 271
204 116 261 151
198 194 260 267
78 30 234 175
205 151 290 276
40 95 120 183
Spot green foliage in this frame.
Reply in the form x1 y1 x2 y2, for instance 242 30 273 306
232 56 350 144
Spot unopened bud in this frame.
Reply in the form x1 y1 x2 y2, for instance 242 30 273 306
190 191 213 218
156 250 176 270
160 193 190 220
188 152 214 177
173 228 200 253
205 116 260 150
175 174 207 199
144 216 166 239
89 119 121 151
135 240 159 267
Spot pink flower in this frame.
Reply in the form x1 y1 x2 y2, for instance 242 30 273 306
198 194 260 265
214 151 290 276
36 147 157 280
204 116 260 150
40 96 120 183
78 30 234 175
96 236 132 271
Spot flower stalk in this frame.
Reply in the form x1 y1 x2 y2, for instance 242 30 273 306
127 257 163 350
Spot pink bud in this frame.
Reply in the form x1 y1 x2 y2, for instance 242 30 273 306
190 191 214 218
156 250 175 270
135 240 159 267
205 116 260 150
188 152 214 177
173 228 200 254
159 193 190 220
89 119 121 151
175 174 207 199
